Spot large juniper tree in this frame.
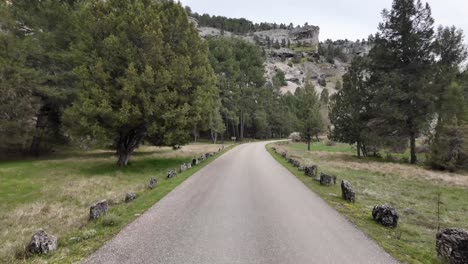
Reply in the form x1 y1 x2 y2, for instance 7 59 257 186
65 0 218 166
369 0 436 164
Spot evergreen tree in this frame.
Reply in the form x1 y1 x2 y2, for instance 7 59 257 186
329 57 375 157
0 2 40 154
295 81 323 151
65 0 217 166
368 0 436 164
11 0 86 156
320 88 329 104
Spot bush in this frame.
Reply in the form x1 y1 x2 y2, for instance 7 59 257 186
325 140 336 146
99 213 122 227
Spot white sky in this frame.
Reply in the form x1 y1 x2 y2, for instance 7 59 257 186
180 0 468 42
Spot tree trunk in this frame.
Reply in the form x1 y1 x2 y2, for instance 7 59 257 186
211 129 217 144
357 141 361 158
410 132 417 164
117 151 130 167
29 107 50 156
240 111 244 141
307 139 311 151
116 128 146 167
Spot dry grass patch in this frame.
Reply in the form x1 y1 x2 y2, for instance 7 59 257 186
0 143 228 263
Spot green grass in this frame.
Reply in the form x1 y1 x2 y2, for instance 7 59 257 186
289 141 354 153
268 142 468 264
0 144 232 263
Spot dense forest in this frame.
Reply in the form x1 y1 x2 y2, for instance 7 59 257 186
0 0 320 166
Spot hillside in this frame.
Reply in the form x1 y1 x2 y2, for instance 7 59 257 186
189 16 371 95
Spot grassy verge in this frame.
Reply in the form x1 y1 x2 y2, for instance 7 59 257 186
1 144 232 263
267 142 468 264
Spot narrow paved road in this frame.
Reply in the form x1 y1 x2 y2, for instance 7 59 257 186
85 142 397 264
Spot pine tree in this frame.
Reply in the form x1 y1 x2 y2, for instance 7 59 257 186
295 81 323 151
368 0 436 164
11 0 86 155
65 0 217 166
0 2 40 154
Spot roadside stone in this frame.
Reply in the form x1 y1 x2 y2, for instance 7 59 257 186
304 165 318 177
341 180 355 203
27 230 57 255
148 177 157 189
436 228 468 264
319 172 336 186
125 192 136 203
281 152 287 158
89 200 108 220
192 158 199 166
167 170 177 178
180 163 188 172
298 166 305 172
372 205 399 228
186 163 192 169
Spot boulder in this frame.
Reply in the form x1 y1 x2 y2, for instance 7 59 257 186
304 165 318 177
89 200 108 220
180 163 188 172
372 205 399 228
298 166 305 172
192 158 199 166
148 177 157 189
292 159 301 168
167 170 177 178
281 152 287 158
319 173 336 186
436 228 468 264
27 230 57 255
186 163 192 169
125 192 136 203
341 180 355 203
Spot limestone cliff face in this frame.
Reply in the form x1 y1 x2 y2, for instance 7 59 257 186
252 25 320 49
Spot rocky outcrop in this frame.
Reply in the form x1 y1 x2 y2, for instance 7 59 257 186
27 230 58 255
90 200 108 220
341 180 355 203
436 228 468 264
290 25 320 48
372 205 398 228
148 177 157 189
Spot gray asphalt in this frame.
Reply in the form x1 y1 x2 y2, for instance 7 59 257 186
84 141 398 264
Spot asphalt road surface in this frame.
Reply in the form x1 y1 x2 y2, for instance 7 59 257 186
84 142 398 264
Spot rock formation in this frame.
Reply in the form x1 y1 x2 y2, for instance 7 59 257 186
372 205 399 228
341 180 355 203
89 200 108 220
436 228 468 264
27 230 58 255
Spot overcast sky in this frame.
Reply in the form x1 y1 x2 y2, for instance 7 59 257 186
180 0 468 42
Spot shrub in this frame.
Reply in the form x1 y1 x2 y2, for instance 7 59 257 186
99 213 122 227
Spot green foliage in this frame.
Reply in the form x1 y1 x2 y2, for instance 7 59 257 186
272 70 287 87
11 0 87 155
320 88 329 104
207 37 266 140
65 0 217 166
0 3 40 154
368 0 437 164
329 57 375 157
295 81 323 150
